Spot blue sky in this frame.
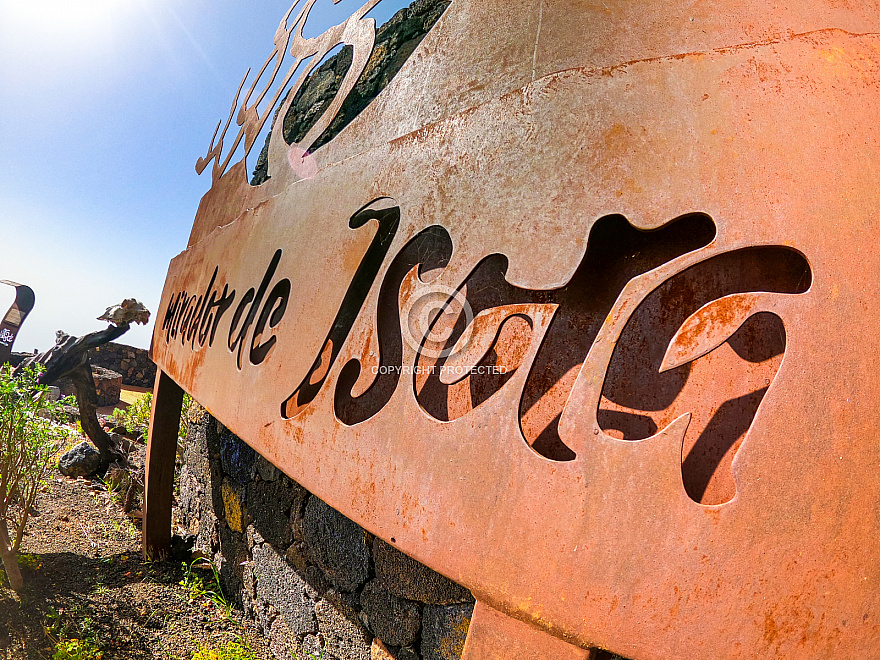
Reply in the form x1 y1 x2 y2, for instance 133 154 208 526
0 0 412 353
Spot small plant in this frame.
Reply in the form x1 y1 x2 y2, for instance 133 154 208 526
109 392 152 437
52 637 103 660
0 364 70 593
97 475 123 505
45 608 104 660
110 391 193 441
102 516 138 541
191 639 260 660
91 583 112 597
179 393 193 440
180 559 232 619
191 639 326 660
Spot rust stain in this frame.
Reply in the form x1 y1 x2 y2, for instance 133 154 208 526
145 2 880 658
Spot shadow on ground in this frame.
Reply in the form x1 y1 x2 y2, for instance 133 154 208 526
0 551 196 660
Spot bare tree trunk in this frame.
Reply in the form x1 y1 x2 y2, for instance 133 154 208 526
69 362 118 470
17 322 131 474
0 520 23 594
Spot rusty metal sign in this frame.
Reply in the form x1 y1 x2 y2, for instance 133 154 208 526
0 280 34 365
145 1 880 657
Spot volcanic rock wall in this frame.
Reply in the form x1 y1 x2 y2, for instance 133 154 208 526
89 341 156 388
7 343 154 389
178 406 475 660
181 1 530 657
250 0 450 185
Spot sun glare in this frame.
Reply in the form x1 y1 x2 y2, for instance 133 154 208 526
0 0 134 46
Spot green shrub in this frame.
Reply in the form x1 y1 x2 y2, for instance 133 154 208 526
0 364 70 593
109 392 152 436
110 391 192 440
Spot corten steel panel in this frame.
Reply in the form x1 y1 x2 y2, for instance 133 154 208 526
147 1 880 657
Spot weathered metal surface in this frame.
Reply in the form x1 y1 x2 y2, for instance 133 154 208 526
0 280 34 364
462 601 594 660
143 370 184 560
147 0 880 657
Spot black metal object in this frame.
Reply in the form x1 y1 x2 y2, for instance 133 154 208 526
0 280 35 365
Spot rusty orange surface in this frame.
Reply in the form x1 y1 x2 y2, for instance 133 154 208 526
147 1 880 657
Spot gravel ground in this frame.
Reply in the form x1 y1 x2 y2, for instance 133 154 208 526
0 473 274 660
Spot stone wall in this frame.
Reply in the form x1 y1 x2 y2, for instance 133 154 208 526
178 406 474 660
91 366 122 407
5 343 154 389
55 365 123 407
88 341 156 388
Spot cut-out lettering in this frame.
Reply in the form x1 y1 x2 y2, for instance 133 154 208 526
600 247 811 504
283 199 402 418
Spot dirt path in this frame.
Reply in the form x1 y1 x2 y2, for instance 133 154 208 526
0 474 273 660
